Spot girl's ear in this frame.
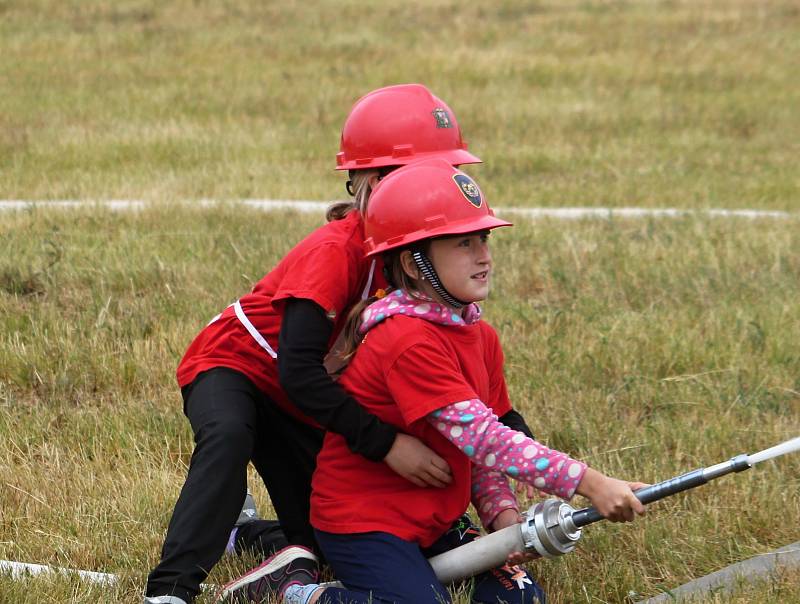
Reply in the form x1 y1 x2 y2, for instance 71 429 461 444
399 250 420 280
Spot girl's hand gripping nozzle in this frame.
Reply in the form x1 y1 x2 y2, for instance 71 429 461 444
428 436 800 585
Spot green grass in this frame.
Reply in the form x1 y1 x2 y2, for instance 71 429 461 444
2 0 800 602
1 0 799 208
1 206 798 603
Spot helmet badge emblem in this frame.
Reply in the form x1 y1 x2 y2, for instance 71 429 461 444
432 108 453 129
453 174 483 208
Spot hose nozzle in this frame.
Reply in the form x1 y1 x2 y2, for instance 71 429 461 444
427 437 798 585
520 499 582 558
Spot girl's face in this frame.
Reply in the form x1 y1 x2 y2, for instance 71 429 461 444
426 230 492 308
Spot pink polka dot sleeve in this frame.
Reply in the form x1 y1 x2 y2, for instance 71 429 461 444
427 399 587 501
470 464 519 530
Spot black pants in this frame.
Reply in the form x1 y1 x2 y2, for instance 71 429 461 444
145 368 324 602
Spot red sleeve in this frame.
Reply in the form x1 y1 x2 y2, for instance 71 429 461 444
482 323 512 416
384 338 478 427
271 243 358 321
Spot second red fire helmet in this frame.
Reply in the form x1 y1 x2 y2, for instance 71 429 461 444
336 84 482 171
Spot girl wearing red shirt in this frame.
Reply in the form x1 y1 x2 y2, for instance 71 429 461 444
145 85 516 604
254 160 647 604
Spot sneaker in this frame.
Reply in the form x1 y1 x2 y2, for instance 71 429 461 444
236 490 261 526
143 597 189 604
227 489 272 556
216 545 319 603
228 518 289 557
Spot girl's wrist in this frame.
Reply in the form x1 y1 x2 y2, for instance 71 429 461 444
575 467 605 499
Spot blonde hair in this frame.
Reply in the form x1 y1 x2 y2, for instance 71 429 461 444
339 243 430 360
326 169 381 222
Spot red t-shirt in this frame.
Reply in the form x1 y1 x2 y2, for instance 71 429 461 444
310 314 512 547
176 211 385 424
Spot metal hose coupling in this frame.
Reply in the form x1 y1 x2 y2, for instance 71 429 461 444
520 499 583 558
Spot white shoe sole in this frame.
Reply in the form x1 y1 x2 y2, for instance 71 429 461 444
217 546 318 600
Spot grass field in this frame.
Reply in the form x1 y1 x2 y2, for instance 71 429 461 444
1 206 798 603
1 0 799 603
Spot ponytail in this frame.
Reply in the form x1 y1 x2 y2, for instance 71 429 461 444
339 295 379 361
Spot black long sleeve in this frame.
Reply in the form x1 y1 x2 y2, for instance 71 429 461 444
498 409 534 439
278 298 397 461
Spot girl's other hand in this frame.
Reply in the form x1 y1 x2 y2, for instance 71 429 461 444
491 510 540 565
576 468 648 522
491 509 523 532
384 433 452 488
515 480 537 500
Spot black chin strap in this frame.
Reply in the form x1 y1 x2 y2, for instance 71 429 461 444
345 180 355 197
412 250 468 309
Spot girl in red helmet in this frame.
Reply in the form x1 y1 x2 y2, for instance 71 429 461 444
146 85 538 604
244 159 646 604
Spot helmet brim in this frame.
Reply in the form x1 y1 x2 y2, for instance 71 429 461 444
365 214 512 257
336 148 482 171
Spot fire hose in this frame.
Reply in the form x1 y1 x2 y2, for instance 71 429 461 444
428 436 800 584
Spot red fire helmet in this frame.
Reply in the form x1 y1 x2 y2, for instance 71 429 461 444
336 84 482 171
363 159 512 257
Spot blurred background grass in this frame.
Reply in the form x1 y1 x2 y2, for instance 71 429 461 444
1 0 798 208
1 1 799 603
